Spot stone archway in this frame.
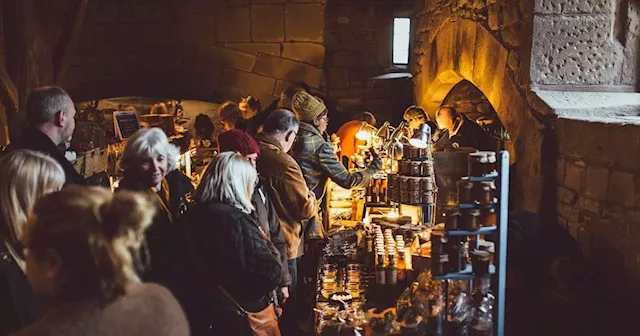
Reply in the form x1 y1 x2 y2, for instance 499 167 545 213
413 18 545 212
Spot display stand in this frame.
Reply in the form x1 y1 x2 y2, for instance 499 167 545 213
432 150 509 336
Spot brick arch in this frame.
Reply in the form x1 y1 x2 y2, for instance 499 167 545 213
413 18 545 212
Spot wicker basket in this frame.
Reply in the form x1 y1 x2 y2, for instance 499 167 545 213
71 156 85 175
84 148 109 177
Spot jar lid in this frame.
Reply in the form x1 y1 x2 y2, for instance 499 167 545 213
471 250 491 261
463 208 481 216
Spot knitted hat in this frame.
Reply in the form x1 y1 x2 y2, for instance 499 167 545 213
291 91 327 122
217 129 261 157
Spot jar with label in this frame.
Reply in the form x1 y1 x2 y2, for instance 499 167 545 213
422 191 434 204
400 190 410 204
408 191 422 205
399 176 410 191
479 208 497 227
421 177 434 191
421 160 434 177
408 177 421 191
459 208 480 231
444 205 461 230
400 159 412 175
410 160 422 176
473 181 495 205
458 180 474 204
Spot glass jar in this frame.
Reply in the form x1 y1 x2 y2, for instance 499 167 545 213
457 180 474 204
444 205 461 230
459 208 481 231
421 177 434 191
410 160 422 176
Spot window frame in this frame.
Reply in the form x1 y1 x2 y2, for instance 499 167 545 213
391 16 412 69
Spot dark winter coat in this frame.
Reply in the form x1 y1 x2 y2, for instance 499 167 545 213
6 128 85 186
252 178 291 286
180 202 283 335
116 169 194 284
0 242 42 335
433 114 495 152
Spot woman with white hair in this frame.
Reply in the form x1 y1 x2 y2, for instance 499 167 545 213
0 150 66 335
180 152 282 335
116 128 194 283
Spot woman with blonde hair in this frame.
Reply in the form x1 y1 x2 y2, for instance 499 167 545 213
0 150 65 335
180 152 282 335
14 186 189 336
117 127 194 283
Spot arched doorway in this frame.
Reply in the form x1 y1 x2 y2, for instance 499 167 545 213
413 19 545 212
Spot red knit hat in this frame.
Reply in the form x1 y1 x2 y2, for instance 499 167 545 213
217 129 261 156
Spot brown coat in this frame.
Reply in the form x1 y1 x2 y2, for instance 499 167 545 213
12 283 189 336
255 133 316 259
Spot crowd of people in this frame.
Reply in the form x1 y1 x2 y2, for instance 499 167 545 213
0 83 493 336
0 85 382 336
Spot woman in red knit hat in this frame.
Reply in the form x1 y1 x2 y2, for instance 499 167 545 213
217 129 292 310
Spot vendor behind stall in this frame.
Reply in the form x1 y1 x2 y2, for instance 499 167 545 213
238 96 268 137
434 105 495 151
335 112 376 168
291 91 382 234
403 105 438 139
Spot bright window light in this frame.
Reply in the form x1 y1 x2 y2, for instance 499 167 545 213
393 18 411 65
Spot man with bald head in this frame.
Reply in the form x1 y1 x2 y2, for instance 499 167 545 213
434 105 494 151
7 86 85 185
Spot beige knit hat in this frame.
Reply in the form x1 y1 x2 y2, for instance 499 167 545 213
291 91 327 122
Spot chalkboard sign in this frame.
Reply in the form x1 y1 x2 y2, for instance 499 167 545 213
113 111 140 140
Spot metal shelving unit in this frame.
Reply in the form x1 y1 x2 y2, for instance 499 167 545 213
433 150 509 336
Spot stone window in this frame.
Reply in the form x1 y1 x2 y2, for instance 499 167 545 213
392 17 411 66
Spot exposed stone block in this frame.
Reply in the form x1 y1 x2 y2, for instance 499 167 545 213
578 197 601 216
254 53 323 88
501 26 521 47
178 14 217 45
608 171 635 207
585 166 609 200
285 3 325 42
282 42 325 66
488 3 500 30
558 186 578 205
221 69 276 96
199 46 257 72
531 15 623 85
216 7 251 42
252 5 285 42
224 43 281 56
501 2 520 27
557 157 566 183
535 0 614 14
621 32 638 86
564 160 585 192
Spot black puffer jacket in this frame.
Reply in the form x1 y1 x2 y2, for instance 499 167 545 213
181 202 283 335
117 169 194 284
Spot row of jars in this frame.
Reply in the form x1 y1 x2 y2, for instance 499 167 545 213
457 179 496 205
403 145 432 161
444 205 497 231
431 234 493 276
319 263 362 300
388 174 436 205
398 159 435 177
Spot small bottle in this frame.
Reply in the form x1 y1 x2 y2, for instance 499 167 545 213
376 252 386 285
386 251 397 285
380 178 387 203
366 179 373 203
469 278 495 336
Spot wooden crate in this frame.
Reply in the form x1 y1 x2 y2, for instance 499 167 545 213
71 155 85 175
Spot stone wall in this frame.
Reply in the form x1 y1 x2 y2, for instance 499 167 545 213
64 0 327 104
531 0 639 89
556 117 640 281
324 0 415 132
412 0 550 213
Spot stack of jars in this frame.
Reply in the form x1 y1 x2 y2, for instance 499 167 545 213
387 144 436 206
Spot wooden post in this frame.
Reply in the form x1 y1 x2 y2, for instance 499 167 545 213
3 0 55 140
54 0 89 86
